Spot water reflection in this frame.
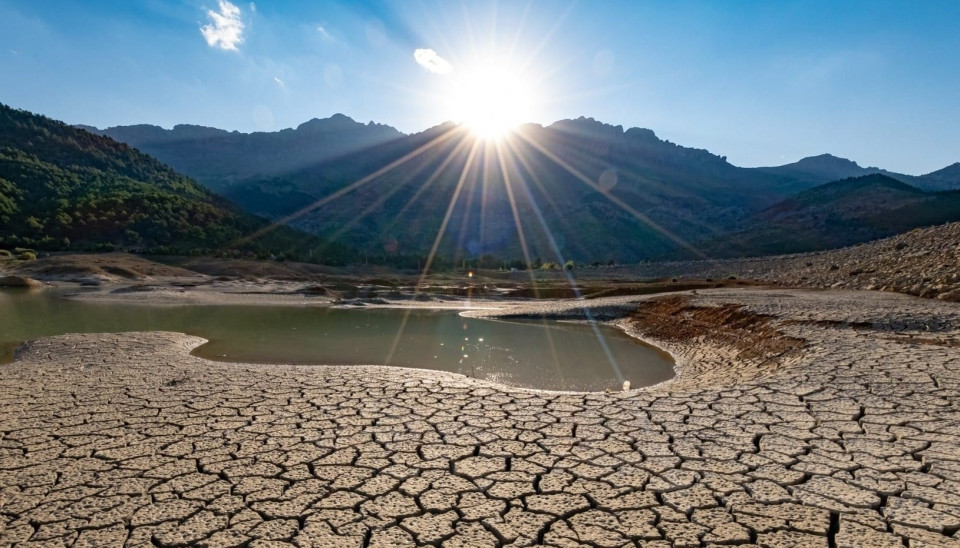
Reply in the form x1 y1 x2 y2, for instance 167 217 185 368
0 289 674 392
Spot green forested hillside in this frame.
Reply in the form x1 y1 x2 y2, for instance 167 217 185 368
0 104 351 263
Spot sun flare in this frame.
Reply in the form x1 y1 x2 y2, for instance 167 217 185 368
446 63 537 140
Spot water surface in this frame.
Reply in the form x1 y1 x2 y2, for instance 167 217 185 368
0 288 674 391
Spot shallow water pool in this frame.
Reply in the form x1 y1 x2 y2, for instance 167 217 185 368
0 288 674 392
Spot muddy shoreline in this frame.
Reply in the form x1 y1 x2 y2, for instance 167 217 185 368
3 253 960 546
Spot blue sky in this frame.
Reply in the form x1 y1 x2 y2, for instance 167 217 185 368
1 0 958 174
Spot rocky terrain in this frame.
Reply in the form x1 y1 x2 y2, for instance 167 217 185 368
638 221 960 301
1 288 960 547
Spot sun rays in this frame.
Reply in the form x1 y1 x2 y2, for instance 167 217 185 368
227 116 713 385
223 2 715 387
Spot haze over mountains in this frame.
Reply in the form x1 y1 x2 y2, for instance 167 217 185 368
85 114 960 263
753 153 960 193
78 115 402 192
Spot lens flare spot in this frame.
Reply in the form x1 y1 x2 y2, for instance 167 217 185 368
445 61 538 141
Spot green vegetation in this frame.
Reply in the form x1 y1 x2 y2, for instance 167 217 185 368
15 248 37 261
0 104 352 264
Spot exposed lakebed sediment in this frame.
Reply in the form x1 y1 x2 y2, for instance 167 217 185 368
1 288 960 547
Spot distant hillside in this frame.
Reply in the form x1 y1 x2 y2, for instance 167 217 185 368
86 113 960 263
216 117 822 263
758 153 878 185
0 104 351 263
193 119 960 263
86 115 403 191
704 174 960 257
921 163 960 191
753 153 960 192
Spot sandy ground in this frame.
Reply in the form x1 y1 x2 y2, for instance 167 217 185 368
63 280 510 310
64 280 342 307
2 286 960 547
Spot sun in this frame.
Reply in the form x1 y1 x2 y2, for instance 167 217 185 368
445 63 537 141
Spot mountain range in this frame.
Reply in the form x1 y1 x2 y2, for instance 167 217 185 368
705 174 960 257
85 114 960 263
753 153 960 193
78 114 402 192
3 103 957 265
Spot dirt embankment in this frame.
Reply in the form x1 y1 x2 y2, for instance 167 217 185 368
629 295 806 387
632 295 805 362
2 253 199 283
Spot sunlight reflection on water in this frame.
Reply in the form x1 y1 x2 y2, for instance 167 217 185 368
0 289 674 391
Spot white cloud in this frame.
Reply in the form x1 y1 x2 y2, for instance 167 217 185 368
273 76 285 89
249 2 256 12
414 48 453 74
200 0 245 51
317 25 333 41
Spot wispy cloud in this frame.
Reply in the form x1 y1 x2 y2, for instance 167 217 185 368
273 76 285 89
414 48 453 74
317 25 333 42
200 0 245 51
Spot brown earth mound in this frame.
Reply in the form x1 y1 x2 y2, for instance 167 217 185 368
0 275 43 288
5 253 199 281
631 295 805 364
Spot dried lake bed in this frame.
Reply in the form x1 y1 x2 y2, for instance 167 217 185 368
1 286 960 547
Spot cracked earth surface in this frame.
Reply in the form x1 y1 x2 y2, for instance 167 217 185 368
1 288 959 547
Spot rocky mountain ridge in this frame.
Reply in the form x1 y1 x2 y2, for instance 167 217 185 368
85 113 960 263
84 114 404 191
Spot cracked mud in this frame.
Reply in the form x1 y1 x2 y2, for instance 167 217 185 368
1 288 959 547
